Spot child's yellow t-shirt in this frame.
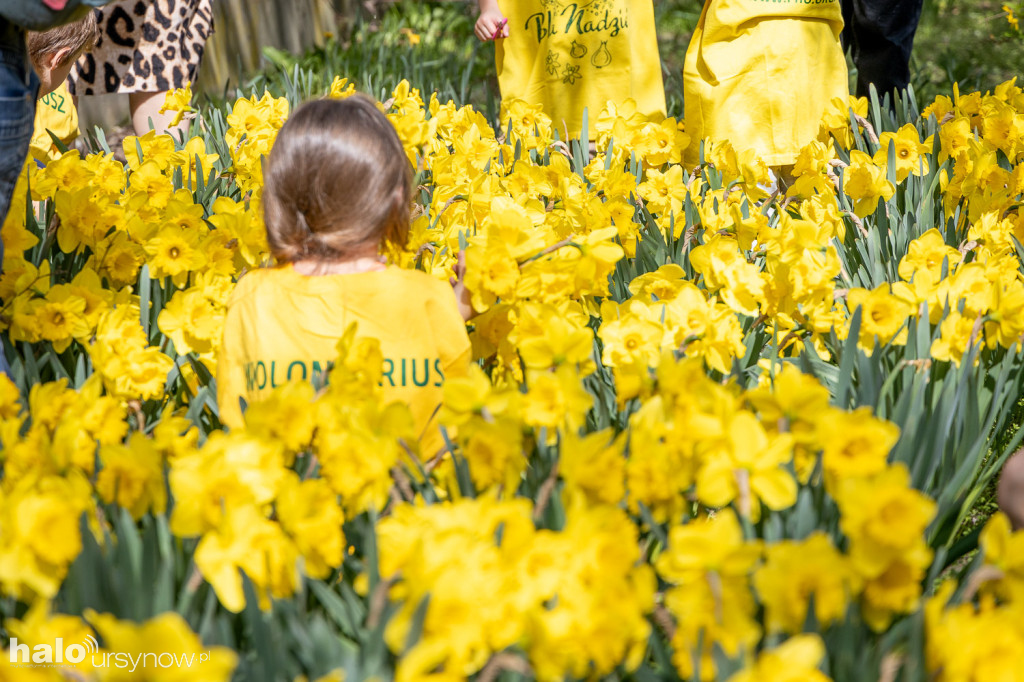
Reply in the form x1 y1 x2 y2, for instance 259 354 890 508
216 265 472 455
495 0 667 139
683 0 848 167
31 82 79 164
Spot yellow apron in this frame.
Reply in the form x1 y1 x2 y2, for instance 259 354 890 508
31 82 80 164
684 0 848 168
496 0 666 139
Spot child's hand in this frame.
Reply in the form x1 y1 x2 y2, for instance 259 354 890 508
475 10 508 41
449 251 475 321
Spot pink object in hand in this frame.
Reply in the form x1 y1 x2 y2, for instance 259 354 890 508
492 18 507 40
42 0 70 9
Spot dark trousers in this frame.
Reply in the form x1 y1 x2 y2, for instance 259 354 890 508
0 20 37 376
841 0 925 99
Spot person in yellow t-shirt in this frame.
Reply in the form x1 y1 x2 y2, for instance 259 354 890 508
683 0 849 170
27 11 98 164
217 96 473 457
475 0 666 140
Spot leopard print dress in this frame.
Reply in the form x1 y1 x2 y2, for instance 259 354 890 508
68 0 214 95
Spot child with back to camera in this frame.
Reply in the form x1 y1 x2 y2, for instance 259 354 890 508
216 96 472 455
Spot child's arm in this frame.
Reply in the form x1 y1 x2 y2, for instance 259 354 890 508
475 0 508 41
449 251 474 322
215 307 247 430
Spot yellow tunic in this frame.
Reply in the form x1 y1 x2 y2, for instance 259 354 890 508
684 0 849 167
496 0 666 139
217 265 472 455
31 82 79 164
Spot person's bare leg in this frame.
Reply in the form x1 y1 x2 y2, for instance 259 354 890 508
129 91 187 139
997 449 1024 530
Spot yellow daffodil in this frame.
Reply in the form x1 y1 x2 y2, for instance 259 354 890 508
844 149 895 217
159 83 194 127
754 532 860 634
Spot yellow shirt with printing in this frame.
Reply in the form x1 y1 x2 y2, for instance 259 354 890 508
684 0 848 167
31 82 79 164
495 0 666 139
216 265 472 455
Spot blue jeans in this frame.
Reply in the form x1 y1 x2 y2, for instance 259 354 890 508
0 20 36 377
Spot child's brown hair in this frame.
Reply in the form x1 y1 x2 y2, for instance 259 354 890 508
263 96 412 263
27 11 99 69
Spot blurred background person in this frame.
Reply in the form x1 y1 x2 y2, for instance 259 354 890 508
28 11 100 164
0 0 108 376
68 0 214 136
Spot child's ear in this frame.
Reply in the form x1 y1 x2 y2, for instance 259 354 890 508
47 47 74 71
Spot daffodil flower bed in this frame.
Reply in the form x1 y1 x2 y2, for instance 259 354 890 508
1 75 1024 682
